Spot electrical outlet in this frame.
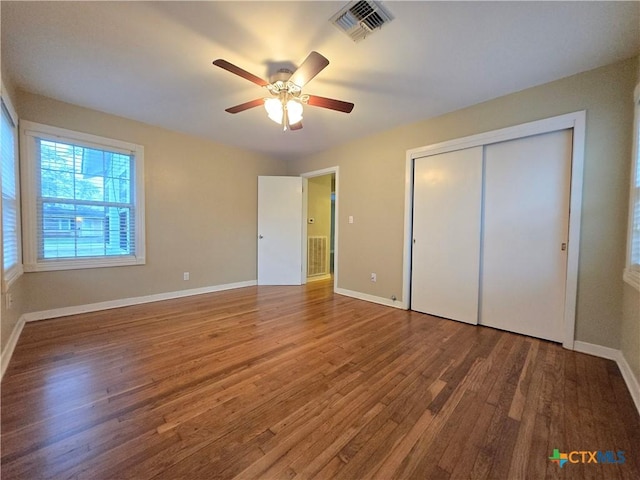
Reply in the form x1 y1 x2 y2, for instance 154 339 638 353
183 272 190 281
370 273 377 282
5 293 13 309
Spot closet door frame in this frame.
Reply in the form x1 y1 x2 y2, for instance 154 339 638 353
402 111 586 349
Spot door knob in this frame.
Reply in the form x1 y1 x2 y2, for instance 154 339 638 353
258 234 264 239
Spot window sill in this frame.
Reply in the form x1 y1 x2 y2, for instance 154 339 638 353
24 256 145 273
2 265 24 292
623 267 640 292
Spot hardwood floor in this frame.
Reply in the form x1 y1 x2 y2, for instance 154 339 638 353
1 280 639 479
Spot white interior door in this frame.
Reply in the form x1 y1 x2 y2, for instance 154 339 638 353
257 176 303 285
480 129 572 342
411 147 483 324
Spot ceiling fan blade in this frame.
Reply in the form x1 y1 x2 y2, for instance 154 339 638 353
306 95 354 113
289 121 303 131
289 51 329 88
225 98 265 114
213 59 269 87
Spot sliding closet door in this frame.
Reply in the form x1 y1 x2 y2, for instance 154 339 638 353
480 129 572 342
411 147 483 324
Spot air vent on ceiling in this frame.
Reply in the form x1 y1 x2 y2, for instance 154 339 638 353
330 0 394 42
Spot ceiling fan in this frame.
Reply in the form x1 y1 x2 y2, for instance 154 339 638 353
213 51 354 131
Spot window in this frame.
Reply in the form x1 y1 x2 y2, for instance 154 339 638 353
1 86 22 288
625 82 640 291
21 121 145 271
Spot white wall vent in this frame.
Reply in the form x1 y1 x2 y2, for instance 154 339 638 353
330 1 394 42
308 236 328 277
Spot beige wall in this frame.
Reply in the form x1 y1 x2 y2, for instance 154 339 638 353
288 56 639 349
13 91 286 316
1 76 19 104
307 175 333 277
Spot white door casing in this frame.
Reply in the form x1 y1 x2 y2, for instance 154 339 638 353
257 176 303 285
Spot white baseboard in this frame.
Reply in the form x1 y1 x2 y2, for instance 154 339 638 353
616 351 640 415
23 280 257 323
1 315 25 379
573 340 619 360
335 287 405 309
574 340 640 415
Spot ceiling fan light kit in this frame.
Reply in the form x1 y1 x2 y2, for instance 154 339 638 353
264 74 305 130
264 97 303 128
213 51 354 132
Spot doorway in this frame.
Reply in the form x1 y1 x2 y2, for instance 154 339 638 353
302 167 339 290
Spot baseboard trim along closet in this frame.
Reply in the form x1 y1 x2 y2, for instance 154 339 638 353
335 287 404 309
574 340 640 415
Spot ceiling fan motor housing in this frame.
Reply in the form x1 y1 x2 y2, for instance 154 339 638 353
269 68 294 84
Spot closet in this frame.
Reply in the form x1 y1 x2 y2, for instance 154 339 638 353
411 128 573 343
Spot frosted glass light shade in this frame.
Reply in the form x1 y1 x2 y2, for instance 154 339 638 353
264 98 283 124
264 98 304 126
286 100 303 124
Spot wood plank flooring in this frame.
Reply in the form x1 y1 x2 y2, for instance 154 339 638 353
2 279 639 479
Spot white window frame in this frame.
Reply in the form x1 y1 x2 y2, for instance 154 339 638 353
20 121 145 272
624 82 640 291
1 82 23 290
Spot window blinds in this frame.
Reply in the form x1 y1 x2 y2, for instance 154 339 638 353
36 138 135 260
1 101 19 274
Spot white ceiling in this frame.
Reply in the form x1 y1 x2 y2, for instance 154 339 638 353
2 1 639 160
